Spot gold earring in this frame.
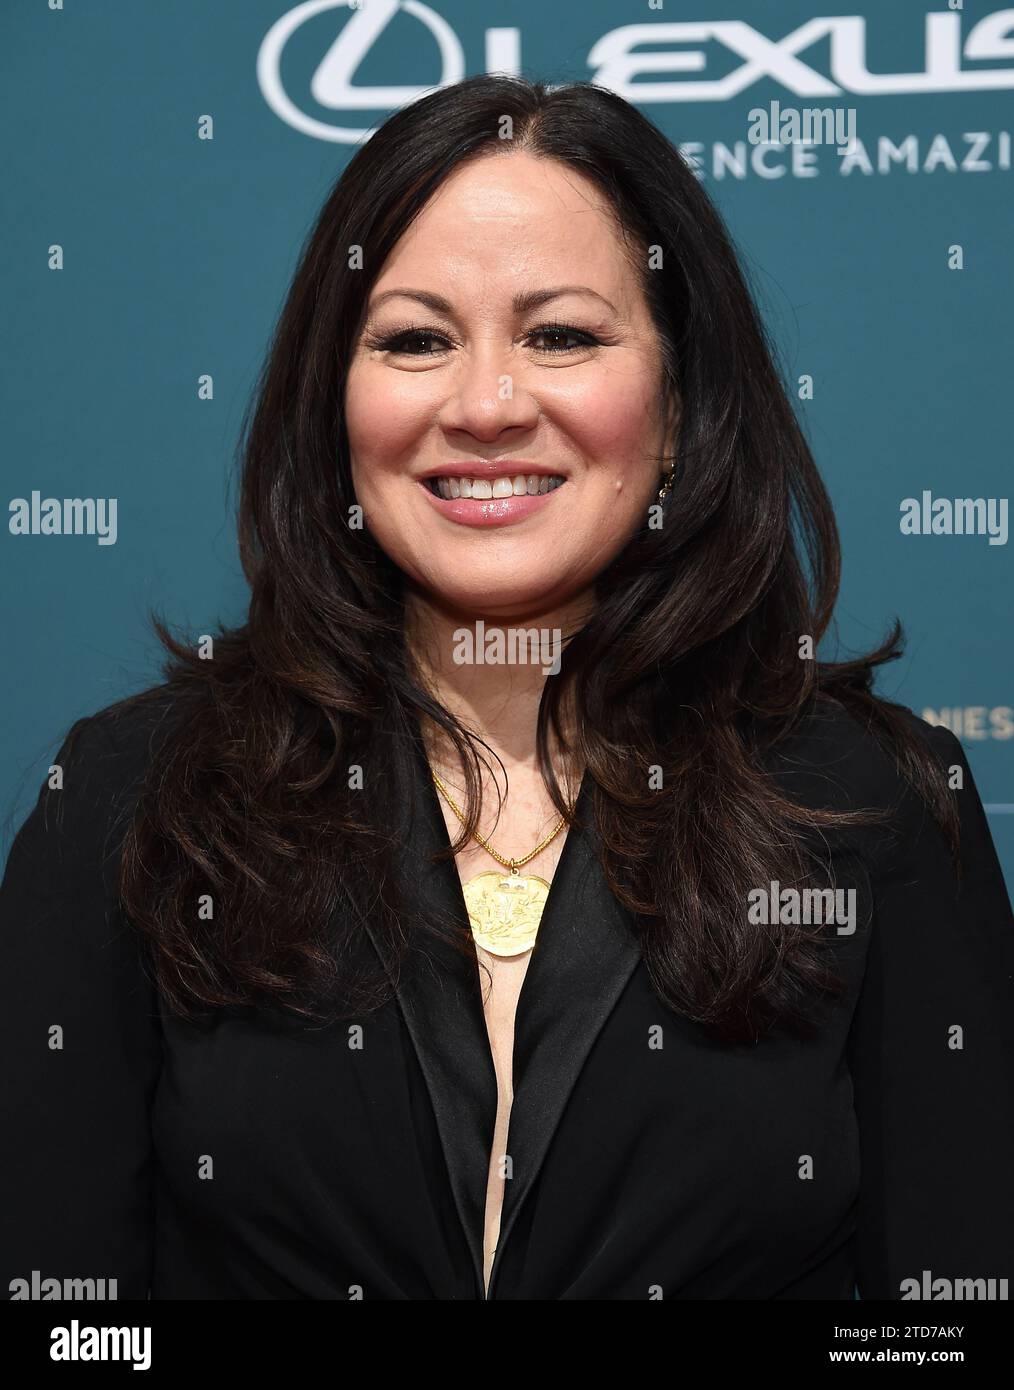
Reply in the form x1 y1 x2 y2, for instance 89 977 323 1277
658 466 676 501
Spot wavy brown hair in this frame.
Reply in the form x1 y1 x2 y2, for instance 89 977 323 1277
100 76 957 1043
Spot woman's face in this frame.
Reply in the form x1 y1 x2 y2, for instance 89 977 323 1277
344 151 673 621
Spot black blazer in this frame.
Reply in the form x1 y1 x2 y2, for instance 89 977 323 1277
2 692 1013 1300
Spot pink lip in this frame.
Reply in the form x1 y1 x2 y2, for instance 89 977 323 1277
419 480 566 528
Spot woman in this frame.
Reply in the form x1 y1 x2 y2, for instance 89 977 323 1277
2 75 1012 1302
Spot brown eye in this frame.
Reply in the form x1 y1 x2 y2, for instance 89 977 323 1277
528 325 599 353
377 330 449 355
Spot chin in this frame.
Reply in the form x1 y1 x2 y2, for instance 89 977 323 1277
423 574 576 621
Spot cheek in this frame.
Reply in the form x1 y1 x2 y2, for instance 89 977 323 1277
558 372 662 477
345 368 431 486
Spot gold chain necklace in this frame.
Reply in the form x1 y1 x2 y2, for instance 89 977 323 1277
430 771 568 958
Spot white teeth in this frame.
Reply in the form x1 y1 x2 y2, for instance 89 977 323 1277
430 473 565 499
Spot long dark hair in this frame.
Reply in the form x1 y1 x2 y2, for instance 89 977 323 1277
104 76 956 1043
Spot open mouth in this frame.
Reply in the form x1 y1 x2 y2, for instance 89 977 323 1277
426 474 566 500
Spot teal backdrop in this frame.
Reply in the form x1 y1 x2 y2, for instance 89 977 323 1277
2 0 1012 891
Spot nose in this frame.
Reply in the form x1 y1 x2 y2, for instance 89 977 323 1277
436 341 541 443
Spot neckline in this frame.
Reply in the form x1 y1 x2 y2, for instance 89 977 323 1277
362 725 639 1299
415 736 591 935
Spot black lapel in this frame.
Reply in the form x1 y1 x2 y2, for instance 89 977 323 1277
359 729 498 1298
360 727 642 1299
486 779 642 1296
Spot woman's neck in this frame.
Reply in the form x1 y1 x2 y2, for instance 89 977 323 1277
404 586 590 792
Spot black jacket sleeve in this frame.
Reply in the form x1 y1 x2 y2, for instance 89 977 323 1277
849 720 1014 1299
0 714 162 1300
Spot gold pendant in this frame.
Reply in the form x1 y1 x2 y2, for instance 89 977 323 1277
461 871 552 957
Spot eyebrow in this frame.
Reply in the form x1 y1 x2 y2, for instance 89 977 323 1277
367 285 618 316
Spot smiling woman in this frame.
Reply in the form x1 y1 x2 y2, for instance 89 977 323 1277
2 74 1012 1304
345 154 677 603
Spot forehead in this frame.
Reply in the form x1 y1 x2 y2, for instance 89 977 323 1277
371 152 641 309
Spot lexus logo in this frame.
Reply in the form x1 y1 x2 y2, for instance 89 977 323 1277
258 0 1014 144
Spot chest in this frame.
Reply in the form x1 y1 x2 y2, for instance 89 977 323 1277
476 946 530 1078
440 798 571 1074
145 783 872 1298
